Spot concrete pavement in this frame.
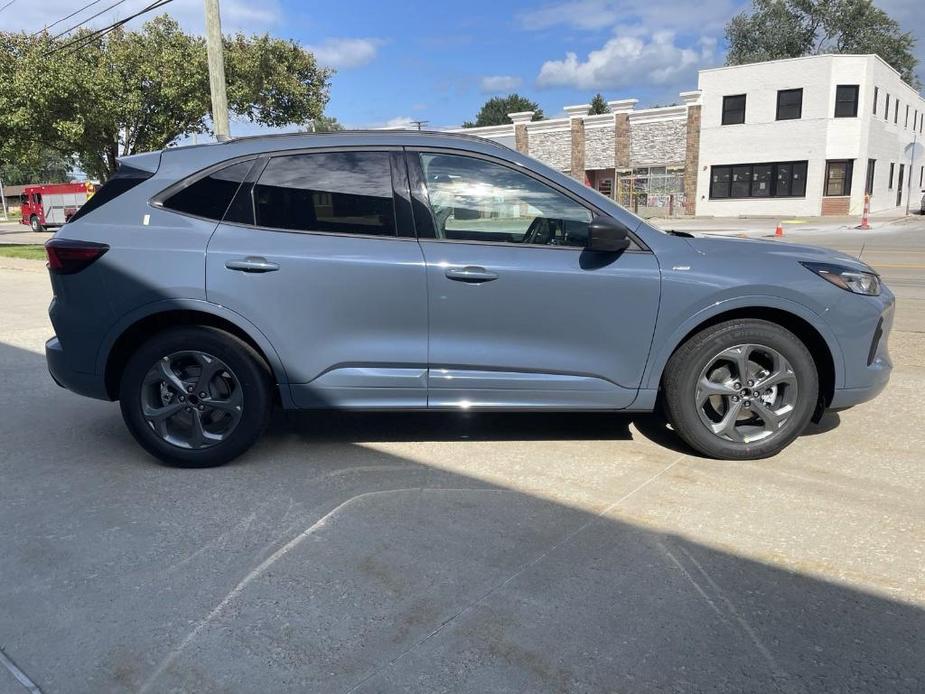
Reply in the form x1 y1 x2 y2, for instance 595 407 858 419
0 229 923 693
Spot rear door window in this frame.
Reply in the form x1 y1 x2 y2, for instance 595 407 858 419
163 159 254 221
253 151 396 236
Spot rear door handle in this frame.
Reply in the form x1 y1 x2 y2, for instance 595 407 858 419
225 257 279 273
444 266 499 283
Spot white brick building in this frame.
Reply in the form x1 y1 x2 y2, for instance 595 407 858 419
695 54 924 216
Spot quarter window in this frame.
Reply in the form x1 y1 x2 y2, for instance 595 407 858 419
722 94 746 125
253 152 396 236
163 159 253 221
834 85 859 118
709 161 807 199
824 160 853 197
776 89 802 120
418 153 592 247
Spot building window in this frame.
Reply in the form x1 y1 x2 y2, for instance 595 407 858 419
872 86 878 115
894 99 899 124
722 94 746 125
709 161 807 199
885 94 890 120
834 85 859 117
825 160 853 197
905 104 910 128
888 163 895 189
776 88 803 120
920 165 924 188
865 159 876 196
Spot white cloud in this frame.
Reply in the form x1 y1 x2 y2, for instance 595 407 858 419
480 75 523 93
537 31 717 90
8 0 281 36
304 38 383 70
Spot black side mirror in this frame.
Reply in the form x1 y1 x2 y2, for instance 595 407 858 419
586 215 631 252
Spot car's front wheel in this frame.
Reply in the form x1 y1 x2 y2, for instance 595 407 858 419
30 215 43 232
663 319 819 460
119 326 272 467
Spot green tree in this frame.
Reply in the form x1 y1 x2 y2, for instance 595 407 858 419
0 148 71 185
725 0 918 87
0 16 332 181
463 94 544 128
307 115 344 132
589 93 609 115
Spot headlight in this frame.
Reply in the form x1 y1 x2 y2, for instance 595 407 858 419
801 262 881 296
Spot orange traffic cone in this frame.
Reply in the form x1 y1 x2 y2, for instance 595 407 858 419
774 222 784 237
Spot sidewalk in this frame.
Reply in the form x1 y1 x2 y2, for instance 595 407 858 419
645 212 923 238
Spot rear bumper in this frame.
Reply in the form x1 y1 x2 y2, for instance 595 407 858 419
46 336 109 400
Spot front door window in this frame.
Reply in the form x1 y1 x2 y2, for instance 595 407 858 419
418 153 592 247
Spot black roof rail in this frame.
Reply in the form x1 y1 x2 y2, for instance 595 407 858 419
223 128 510 150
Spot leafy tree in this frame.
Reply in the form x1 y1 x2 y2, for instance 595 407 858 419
0 148 72 185
307 115 344 132
463 94 544 128
0 16 332 181
725 0 919 87
589 93 609 115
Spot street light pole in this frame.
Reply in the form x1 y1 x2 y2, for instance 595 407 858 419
204 0 230 142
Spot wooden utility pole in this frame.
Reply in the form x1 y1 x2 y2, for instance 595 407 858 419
204 0 230 141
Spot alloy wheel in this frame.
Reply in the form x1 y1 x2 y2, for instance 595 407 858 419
140 351 243 449
694 343 798 444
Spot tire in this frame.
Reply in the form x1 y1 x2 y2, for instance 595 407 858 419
30 215 43 232
663 319 818 460
119 326 272 467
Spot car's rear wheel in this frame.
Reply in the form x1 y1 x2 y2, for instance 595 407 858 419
119 326 272 467
663 319 818 460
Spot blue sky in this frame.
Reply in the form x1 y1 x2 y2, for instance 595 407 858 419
10 0 924 132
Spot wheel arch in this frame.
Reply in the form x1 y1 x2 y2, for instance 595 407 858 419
99 300 288 402
647 301 842 410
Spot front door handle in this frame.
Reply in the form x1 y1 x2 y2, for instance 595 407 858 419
225 257 279 273
445 266 499 283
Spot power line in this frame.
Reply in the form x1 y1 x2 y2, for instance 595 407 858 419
33 0 107 36
0 0 19 17
49 0 130 42
44 0 173 59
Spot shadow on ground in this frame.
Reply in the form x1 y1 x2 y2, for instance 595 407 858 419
0 340 919 694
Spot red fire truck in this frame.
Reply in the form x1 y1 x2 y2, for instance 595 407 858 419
20 182 95 231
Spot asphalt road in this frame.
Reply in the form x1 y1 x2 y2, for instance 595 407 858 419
0 223 923 693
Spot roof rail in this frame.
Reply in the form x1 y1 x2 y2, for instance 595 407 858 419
224 128 510 150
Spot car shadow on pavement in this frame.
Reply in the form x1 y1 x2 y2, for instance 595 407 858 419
0 339 920 693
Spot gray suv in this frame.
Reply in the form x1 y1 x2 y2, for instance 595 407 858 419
45 131 893 466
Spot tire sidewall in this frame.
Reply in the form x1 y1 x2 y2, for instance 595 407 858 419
665 320 819 460
119 327 271 467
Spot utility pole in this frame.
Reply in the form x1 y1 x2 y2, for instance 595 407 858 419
204 0 230 141
410 120 429 131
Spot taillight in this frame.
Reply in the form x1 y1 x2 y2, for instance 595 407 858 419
45 238 109 275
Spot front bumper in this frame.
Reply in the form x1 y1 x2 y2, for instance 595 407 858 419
46 336 109 400
827 288 894 410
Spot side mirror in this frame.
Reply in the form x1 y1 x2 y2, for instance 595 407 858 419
586 215 631 252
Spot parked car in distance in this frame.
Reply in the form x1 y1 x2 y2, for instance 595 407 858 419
44 131 894 467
